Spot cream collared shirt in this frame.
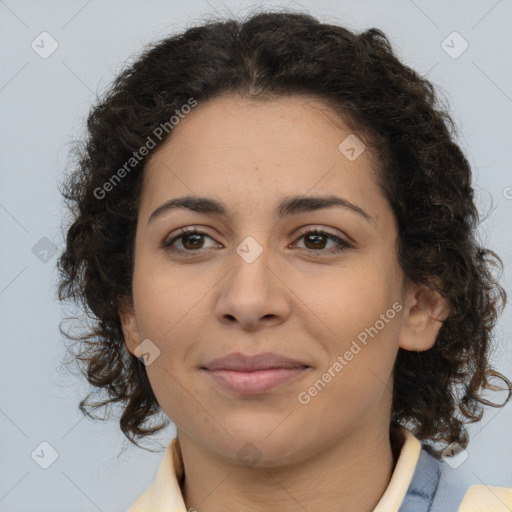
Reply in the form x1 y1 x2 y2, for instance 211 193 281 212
127 428 512 512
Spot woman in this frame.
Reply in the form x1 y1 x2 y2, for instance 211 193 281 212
57 9 512 511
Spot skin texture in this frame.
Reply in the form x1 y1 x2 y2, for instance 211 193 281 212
120 94 449 512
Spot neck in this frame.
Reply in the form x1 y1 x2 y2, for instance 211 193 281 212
177 422 401 512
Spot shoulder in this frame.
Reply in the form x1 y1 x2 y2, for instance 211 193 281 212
409 447 512 512
457 485 512 511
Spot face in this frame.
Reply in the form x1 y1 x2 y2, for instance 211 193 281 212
120 94 443 467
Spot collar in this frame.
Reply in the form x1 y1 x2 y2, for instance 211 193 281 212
373 427 422 510
127 427 423 511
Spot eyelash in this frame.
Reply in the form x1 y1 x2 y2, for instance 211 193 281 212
162 227 354 256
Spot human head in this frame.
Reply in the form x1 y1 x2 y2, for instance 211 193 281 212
57 9 510 458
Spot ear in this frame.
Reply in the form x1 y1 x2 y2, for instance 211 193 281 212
398 280 451 352
117 295 140 357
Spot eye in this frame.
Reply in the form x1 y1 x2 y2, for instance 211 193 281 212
162 227 221 254
292 228 353 254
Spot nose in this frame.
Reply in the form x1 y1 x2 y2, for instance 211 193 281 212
214 241 292 331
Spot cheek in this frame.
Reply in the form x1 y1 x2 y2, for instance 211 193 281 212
130 259 197 409
132 248 209 337
303 351 396 438
294 259 401 341
298 302 401 435
297 262 402 400
141 332 197 429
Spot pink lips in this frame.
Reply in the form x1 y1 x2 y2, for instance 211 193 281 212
201 352 310 395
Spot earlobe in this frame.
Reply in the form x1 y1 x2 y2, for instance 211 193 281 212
117 295 140 356
398 282 451 352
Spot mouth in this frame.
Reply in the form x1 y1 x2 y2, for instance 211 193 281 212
199 352 311 395
201 366 310 395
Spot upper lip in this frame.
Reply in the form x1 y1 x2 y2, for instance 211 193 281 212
201 352 310 371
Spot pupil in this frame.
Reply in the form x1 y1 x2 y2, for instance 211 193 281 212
184 234 203 249
306 234 325 249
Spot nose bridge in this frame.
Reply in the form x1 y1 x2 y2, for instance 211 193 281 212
214 230 291 328
230 231 276 302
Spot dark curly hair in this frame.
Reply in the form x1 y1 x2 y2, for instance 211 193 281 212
56 8 511 457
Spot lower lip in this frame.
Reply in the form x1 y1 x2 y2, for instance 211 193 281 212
204 367 308 395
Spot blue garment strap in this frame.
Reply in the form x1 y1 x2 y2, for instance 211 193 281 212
399 448 442 512
399 447 471 511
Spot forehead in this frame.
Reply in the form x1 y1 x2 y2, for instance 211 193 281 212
147 94 364 163
140 94 387 226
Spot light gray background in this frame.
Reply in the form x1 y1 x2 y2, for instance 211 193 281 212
1 0 511 510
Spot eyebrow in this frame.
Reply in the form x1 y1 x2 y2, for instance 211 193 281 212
147 194 372 225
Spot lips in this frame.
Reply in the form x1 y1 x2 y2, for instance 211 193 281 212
201 352 310 395
201 352 309 371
